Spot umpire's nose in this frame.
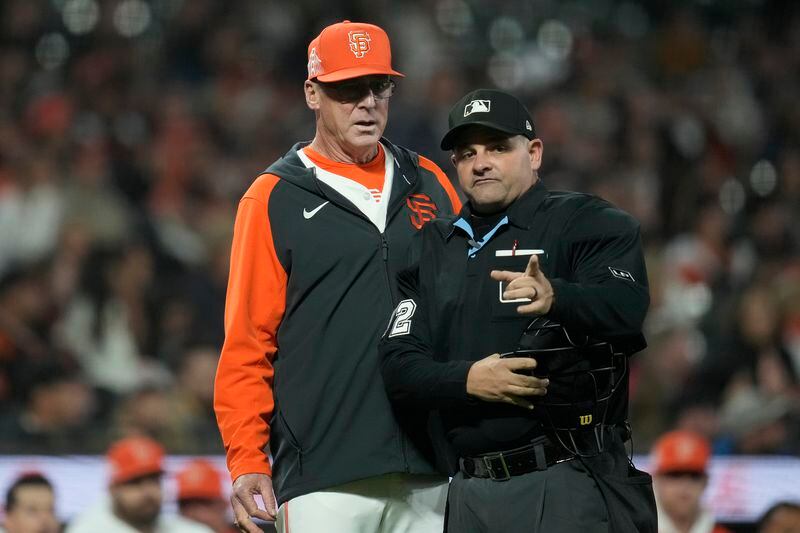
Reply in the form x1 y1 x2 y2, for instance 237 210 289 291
472 147 493 175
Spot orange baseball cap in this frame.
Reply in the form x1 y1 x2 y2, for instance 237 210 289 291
307 20 404 82
107 436 165 485
651 430 711 475
176 459 223 501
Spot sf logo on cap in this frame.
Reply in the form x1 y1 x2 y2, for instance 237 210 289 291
348 31 371 58
464 99 491 117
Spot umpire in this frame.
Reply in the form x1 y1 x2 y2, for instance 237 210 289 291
379 89 657 533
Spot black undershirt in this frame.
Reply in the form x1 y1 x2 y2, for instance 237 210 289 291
470 212 506 241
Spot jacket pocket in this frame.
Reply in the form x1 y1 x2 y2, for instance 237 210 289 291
490 255 535 322
274 409 305 475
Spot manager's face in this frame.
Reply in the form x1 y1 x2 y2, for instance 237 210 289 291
306 75 393 154
451 126 543 215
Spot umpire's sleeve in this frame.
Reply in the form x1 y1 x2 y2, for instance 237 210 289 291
548 203 650 340
379 263 472 407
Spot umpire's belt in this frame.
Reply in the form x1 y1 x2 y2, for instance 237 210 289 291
459 437 574 481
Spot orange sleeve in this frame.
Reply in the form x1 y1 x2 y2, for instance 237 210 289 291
214 174 286 482
418 155 462 213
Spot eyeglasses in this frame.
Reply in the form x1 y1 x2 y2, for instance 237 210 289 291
318 77 396 103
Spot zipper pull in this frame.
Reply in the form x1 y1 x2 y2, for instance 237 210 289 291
381 235 389 261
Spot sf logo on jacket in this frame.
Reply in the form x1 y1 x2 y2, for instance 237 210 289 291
406 193 438 230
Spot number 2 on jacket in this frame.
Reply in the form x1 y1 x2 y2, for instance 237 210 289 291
388 299 417 337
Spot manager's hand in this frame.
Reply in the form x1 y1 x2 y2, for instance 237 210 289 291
231 473 276 533
466 353 549 410
490 254 554 315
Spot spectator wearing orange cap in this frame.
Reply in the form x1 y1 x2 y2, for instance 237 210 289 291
651 430 732 533
176 459 248 533
66 436 212 533
1 472 60 533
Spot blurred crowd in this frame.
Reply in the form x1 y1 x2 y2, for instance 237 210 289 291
0 0 799 462
1 436 255 532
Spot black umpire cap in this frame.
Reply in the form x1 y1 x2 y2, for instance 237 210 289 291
440 89 536 150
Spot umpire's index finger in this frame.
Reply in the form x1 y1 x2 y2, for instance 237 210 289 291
524 253 541 277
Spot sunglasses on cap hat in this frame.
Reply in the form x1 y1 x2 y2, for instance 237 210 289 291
317 76 396 103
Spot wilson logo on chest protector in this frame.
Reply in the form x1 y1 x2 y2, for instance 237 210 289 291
406 194 438 230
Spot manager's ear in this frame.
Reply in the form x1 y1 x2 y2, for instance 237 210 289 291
305 81 321 111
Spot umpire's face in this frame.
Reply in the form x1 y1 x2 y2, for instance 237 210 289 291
451 126 543 215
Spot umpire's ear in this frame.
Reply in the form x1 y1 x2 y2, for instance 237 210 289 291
305 80 321 111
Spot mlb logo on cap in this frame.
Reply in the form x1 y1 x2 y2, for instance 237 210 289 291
464 100 491 117
308 48 322 78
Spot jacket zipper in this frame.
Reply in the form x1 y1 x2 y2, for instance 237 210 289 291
311 158 417 472
384 203 416 472
383 157 419 472
378 232 393 301
378 230 410 471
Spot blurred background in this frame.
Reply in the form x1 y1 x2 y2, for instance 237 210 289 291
0 0 799 530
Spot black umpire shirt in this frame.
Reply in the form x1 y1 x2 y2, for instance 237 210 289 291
379 180 649 458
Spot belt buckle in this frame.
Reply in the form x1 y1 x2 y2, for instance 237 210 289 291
484 452 511 481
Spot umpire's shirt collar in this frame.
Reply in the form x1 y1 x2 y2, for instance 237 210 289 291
448 179 549 240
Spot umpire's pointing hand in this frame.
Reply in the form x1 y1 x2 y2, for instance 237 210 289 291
231 473 276 533
466 353 549 410
490 254 554 315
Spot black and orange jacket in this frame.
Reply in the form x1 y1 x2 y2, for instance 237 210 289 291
214 139 461 505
